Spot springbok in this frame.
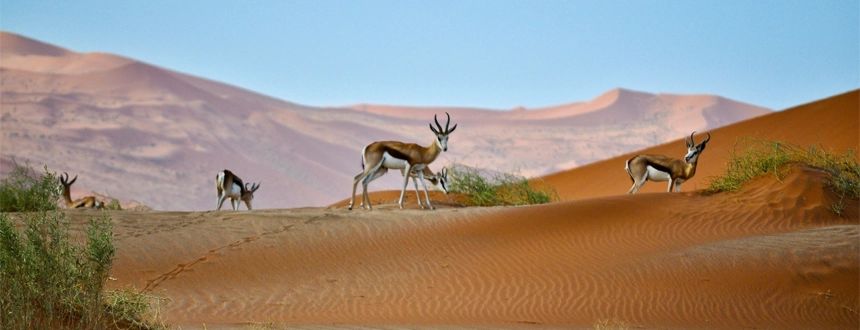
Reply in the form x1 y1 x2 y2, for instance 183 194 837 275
625 132 711 194
58 172 102 209
358 165 450 210
349 113 457 210
216 169 260 210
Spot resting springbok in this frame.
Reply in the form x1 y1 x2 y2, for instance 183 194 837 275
625 132 711 194
216 169 260 211
357 165 450 210
349 113 457 210
59 172 102 209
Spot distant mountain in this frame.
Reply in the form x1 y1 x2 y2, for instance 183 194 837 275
0 31 772 210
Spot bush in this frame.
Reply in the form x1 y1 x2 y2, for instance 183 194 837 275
706 138 859 214
0 159 61 212
1 211 111 328
0 211 166 329
448 163 559 206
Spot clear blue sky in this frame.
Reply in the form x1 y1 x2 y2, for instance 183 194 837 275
2 1 858 110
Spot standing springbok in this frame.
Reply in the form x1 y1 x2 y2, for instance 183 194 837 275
58 172 102 209
625 132 711 194
216 169 260 210
349 113 457 210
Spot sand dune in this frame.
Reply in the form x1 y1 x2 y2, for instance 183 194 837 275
74 92 860 329
543 89 859 200
4 31 858 329
58 164 855 329
1 31 771 210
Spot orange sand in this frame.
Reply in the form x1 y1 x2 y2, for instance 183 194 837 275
62 91 858 329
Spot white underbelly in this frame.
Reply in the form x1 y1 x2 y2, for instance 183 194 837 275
381 152 408 169
227 183 242 198
646 166 671 182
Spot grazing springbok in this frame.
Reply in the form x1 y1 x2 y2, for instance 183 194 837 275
358 165 450 210
349 113 457 210
58 172 102 209
216 169 260 211
625 132 711 194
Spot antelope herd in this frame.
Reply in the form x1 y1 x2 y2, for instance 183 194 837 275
55 113 710 211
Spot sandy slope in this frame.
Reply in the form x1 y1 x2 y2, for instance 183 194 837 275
1 31 771 210
543 89 859 200
57 164 856 329
78 90 852 329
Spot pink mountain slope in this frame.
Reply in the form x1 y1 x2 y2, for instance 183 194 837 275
0 31 771 210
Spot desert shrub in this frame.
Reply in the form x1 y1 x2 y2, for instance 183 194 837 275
101 196 123 211
706 138 859 214
448 163 559 206
593 318 630 330
0 159 61 212
103 287 169 329
0 211 165 329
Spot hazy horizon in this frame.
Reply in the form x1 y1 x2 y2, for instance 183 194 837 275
2 1 857 110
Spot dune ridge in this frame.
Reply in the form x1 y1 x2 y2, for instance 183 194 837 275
76 164 857 329
1 31 771 210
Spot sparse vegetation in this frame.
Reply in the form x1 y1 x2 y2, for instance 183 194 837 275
447 163 559 206
706 138 859 214
593 318 629 330
0 161 166 329
0 159 61 212
0 211 166 329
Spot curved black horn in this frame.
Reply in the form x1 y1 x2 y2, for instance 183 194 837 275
702 133 711 144
434 114 444 133
445 112 451 132
64 173 77 185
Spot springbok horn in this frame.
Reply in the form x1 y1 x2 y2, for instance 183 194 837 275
434 114 444 133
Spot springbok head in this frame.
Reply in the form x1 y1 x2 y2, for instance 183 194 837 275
684 132 711 163
241 182 261 209
429 112 458 152
58 172 77 193
435 168 450 194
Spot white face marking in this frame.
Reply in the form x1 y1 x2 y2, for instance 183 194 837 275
684 147 699 163
436 134 449 152
437 176 449 194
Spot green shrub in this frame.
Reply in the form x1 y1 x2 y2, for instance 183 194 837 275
0 159 61 212
448 163 559 206
706 138 859 214
102 196 123 211
0 211 165 329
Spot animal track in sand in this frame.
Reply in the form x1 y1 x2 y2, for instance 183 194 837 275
143 224 294 292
